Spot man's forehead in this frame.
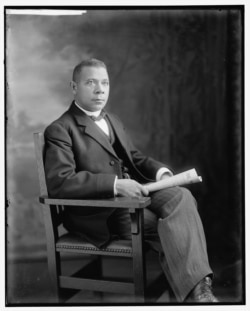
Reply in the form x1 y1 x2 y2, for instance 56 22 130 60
80 66 109 79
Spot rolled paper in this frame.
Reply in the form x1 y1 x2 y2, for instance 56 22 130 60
145 168 202 193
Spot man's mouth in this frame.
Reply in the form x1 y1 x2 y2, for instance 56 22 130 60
93 99 105 102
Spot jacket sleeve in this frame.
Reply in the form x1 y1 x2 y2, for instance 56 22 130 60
130 141 170 181
44 122 116 199
121 125 172 181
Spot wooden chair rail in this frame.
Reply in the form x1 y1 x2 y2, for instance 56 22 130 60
39 196 151 209
59 276 135 294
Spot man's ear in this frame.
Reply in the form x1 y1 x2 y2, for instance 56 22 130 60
70 81 77 94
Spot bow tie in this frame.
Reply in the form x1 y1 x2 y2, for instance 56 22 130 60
89 110 106 122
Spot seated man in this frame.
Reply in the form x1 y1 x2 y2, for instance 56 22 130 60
44 58 218 303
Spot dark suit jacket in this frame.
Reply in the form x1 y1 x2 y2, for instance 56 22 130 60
44 102 167 247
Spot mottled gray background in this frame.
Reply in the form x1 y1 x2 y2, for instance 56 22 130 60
6 8 243 302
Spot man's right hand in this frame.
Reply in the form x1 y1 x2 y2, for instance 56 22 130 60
115 179 149 198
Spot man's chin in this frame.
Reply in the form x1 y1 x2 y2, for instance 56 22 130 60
91 103 106 112
77 101 107 112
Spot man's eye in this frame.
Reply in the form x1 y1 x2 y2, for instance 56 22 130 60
103 81 109 86
86 80 94 85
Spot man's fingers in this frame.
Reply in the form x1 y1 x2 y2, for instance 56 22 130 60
139 184 149 197
116 179 149 197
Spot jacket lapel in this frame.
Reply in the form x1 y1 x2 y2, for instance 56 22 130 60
68 103 119 159
106 113 133 162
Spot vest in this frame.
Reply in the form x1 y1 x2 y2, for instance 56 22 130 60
105 117 133 179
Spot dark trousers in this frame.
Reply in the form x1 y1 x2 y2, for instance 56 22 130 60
107 186 213 302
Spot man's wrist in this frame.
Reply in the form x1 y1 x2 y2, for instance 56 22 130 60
114 176 118 196
156 167 173 181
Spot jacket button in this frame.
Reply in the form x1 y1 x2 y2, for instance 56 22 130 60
109 160 115 166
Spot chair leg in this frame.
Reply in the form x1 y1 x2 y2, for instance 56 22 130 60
132 235 146 302
47 251 61 303
93 257 104 301
131 211 146 303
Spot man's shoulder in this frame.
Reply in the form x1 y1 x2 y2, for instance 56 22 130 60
106 111 124 126
45 107 74 135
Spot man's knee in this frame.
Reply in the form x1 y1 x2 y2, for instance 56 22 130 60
177 187 198 213
158 186 195 206
155 187 197 218
179 187 195 200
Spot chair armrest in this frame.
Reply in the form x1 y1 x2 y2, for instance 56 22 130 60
39 196 151 209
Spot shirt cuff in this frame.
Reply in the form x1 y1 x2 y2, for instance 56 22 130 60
114 176 118 196
156 167 173 181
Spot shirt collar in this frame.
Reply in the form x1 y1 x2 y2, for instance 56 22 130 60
74 101 102 118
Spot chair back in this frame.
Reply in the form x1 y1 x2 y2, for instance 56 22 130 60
33 132 63 237
33 132 48 197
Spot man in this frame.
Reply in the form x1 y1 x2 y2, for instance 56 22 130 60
44 58 218 303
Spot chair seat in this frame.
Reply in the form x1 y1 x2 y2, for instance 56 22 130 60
56 233 133 257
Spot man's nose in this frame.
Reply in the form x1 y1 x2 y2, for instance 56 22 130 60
95 83 104 93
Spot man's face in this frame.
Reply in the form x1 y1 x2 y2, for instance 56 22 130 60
72 66 110 112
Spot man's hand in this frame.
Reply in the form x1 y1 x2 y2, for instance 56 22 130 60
115 179 149 198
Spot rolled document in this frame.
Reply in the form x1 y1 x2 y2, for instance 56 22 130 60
145 168 202 193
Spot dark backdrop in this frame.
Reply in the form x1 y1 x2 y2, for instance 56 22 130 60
6 7 243 298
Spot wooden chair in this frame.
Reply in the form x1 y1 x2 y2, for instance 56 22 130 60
33 132 160 303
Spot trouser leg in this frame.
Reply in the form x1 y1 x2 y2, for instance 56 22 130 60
107 187 213 302
149 187 213 302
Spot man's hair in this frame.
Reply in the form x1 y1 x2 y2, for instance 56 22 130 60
72 58 107 82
